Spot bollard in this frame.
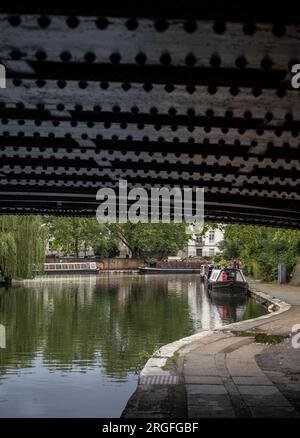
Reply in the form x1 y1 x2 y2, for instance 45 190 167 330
278 263 286 284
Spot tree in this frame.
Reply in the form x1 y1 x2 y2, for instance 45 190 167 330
220 224 300 281
218 239 242 260
45 218 191 259
199 222 224 236
108 223 190 258
46 217 108 258
94 238 120 258
0 216 46 284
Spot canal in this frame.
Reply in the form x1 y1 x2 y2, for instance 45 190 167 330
0 274 267 417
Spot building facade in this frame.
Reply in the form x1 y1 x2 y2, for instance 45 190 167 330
178 228 224 258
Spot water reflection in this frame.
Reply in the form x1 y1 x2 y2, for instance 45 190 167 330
208 293 266 325
0 324 5 349
0 274 266 417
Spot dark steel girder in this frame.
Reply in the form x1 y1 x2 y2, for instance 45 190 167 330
0 3 299 228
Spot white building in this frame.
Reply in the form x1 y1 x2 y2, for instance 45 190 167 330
178 227 224 258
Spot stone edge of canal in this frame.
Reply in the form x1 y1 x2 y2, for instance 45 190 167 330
121 285 291 418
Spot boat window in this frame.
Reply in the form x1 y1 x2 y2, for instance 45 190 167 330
44 262 99 271
236 271 244 282
210 270 220 281
225 270 236 280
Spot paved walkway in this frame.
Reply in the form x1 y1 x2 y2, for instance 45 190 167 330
123 281 300 418
183 333 298 417
181 281 300 418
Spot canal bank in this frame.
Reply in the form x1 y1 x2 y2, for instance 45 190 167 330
122 280 300 418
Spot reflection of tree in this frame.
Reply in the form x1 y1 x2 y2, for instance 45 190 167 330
0 286 44 373
95 280 194 378
241 298 267 321
0 277 194 380
0 324 5 348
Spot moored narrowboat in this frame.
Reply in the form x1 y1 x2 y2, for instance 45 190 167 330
206 267 248 295
42 262 99 275
138 266 201 274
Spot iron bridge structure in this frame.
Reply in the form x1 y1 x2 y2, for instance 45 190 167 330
0 2 299 228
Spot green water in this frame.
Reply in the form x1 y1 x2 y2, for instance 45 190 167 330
0 274 267 417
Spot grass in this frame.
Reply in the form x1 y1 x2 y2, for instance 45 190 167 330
172 351 180 367
233 330 287 344
134 344 163 373
161 350 181 371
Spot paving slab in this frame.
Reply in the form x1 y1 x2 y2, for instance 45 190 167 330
225 364 262 377
249 406 299 418
188 393 235 418
185 376 224 384
237 384 280 396
241 393 293 407
188 407 236 418
232 376 272 385
223 380 240 395
186 384 227 395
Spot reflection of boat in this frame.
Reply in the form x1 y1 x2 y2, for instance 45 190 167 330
42 262 99 275
206 268 248 295
210 294 248 323
210 293 248 308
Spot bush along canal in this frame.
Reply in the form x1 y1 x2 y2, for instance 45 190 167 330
0 274 267 417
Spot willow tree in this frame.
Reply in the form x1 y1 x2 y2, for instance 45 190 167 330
0 216 46 284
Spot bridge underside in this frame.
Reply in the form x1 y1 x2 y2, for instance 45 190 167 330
0 3 299 228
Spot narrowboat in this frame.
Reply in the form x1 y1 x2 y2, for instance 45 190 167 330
138 267 201 274
206 268 248 295
139 260 201 274
42 262 99 275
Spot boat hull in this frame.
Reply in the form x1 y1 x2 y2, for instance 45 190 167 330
207 280 248 295
138 267 200 274
41 269 99 275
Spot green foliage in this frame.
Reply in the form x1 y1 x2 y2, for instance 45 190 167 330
0 216 46 281
212 254 222 263
0 231 16 279
233 331 287 344
199 222 224 236
94 237 120 258
220 224 300 282
108 222 190 258
46 217 110 258
45 218 190 259
218 239 242 260
0 278 194 379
